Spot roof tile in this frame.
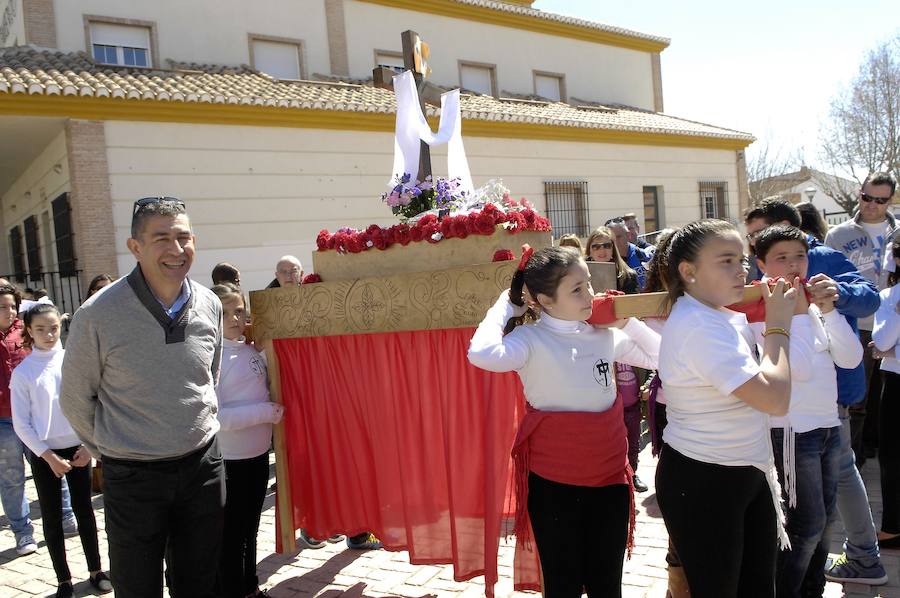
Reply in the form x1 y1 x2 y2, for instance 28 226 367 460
0 45 752 142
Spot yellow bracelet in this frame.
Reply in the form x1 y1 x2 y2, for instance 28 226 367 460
762 327 790 339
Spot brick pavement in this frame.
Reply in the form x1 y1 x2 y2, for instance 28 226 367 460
0 441 895 597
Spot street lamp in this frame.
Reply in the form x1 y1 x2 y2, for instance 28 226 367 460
804 186 817 203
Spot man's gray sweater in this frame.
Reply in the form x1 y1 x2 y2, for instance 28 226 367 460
60 266 223 460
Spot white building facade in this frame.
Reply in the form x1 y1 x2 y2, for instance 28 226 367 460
0 0 753 296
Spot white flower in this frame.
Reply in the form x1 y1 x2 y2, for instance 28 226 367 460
431 232 444 242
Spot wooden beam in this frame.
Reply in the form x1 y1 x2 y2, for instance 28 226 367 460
264 339 297 554
611 285 764 319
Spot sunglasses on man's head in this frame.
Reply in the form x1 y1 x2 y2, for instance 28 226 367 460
132 196 185 215
860 192 891 205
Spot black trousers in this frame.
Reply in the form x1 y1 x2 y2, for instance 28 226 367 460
851 330 879 463
527 472 629 598
879 371 900 534
103 438 225 598
656 445 777 598
220 452 269 598
28 446 101 583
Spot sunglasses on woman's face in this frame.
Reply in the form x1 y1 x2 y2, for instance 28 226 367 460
860 192 891 205
591 242 614 251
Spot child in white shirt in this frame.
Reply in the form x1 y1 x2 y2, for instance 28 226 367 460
10 304 110 597
751 225 862 596
468 245 660 598
873 238 900 548
656 219 800 598
212 283 283 598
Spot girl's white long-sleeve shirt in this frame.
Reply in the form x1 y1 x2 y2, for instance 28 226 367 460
751 306 862 432
874 285 900 375
10 345 80 456
215 338 277 460
467 294 660 412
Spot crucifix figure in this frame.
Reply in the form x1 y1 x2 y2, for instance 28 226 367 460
373 30 444 184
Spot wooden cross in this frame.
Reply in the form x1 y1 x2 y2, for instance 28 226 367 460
373 30 445 183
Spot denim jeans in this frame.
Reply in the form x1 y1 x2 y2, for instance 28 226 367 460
772 426 840 598
0 418 33 539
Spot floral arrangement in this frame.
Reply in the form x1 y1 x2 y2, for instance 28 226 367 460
315 195 551 254
382 173 467 220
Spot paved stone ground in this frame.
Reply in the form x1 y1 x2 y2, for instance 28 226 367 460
0 441 896 597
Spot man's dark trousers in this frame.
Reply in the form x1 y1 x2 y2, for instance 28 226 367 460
102 438 225 598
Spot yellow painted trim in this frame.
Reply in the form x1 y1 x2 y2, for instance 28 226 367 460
355 0 669 53
0 93 752 150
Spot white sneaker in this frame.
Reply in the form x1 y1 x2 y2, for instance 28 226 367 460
62 517 78 538
16 535 37 556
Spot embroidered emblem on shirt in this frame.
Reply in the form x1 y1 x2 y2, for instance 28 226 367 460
593 359 611 386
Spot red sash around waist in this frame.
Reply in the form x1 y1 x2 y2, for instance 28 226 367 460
510 397 635 586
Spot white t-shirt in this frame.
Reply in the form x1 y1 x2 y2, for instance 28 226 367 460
215 338 278 460
862 220 892 278
468 294 660 412
750 307 861 433
874 285 900 375
659 293 770 469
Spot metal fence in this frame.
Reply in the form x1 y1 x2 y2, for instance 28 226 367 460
2 270 84 316
823 210 850 226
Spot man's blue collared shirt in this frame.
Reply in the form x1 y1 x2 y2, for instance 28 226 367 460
155 280 191 320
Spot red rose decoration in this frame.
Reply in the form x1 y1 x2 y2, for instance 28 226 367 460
346 234 363 254
410 225 425 242
395 224 411 245
481 203 504 224
475 212 496 235
451 218 469 239
522 208 537 226
506 212 525 231
366 224 382 236
316 229 331 251
332 232 348 252
372 230 388 250
492 249 514 262
418 213 438 228
440 216 456 238
302 273 322 284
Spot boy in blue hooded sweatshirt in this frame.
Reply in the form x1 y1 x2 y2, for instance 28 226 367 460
744 198 885 589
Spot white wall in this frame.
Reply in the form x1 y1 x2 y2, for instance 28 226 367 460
343 0 656 108
0 131 69 276
104 121 737 291
51 0 657 109
52 0 331 74
0 0 25 47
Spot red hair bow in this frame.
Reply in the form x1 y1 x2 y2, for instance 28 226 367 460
518 244 534 272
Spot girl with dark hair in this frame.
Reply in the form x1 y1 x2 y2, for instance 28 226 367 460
85 274 114 301
10 304 110 597
585 226 639 293
468 245 660 598
655 219 800 597
873 238 900 548
795 201 829 243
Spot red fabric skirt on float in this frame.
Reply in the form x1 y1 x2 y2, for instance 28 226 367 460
274 327 633 596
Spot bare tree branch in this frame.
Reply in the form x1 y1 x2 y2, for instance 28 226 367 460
818 35 900 213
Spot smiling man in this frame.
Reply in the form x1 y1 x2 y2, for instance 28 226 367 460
60 197 224 598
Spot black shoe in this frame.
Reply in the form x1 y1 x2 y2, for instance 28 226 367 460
633 474 649 493
90 571 113 593
55 582 74 598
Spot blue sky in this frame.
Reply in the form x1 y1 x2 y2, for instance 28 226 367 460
534 0 900 166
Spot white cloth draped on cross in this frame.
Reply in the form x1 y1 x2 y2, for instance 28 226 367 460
390 70 474 195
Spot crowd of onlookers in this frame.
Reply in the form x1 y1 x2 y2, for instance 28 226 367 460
0 176 897 598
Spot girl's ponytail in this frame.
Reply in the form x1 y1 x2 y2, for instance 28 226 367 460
504 246 534 335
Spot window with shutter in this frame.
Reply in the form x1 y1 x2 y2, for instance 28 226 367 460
544 181 590 237
8 226 25 283
52 193 77 277
24 216 41 281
